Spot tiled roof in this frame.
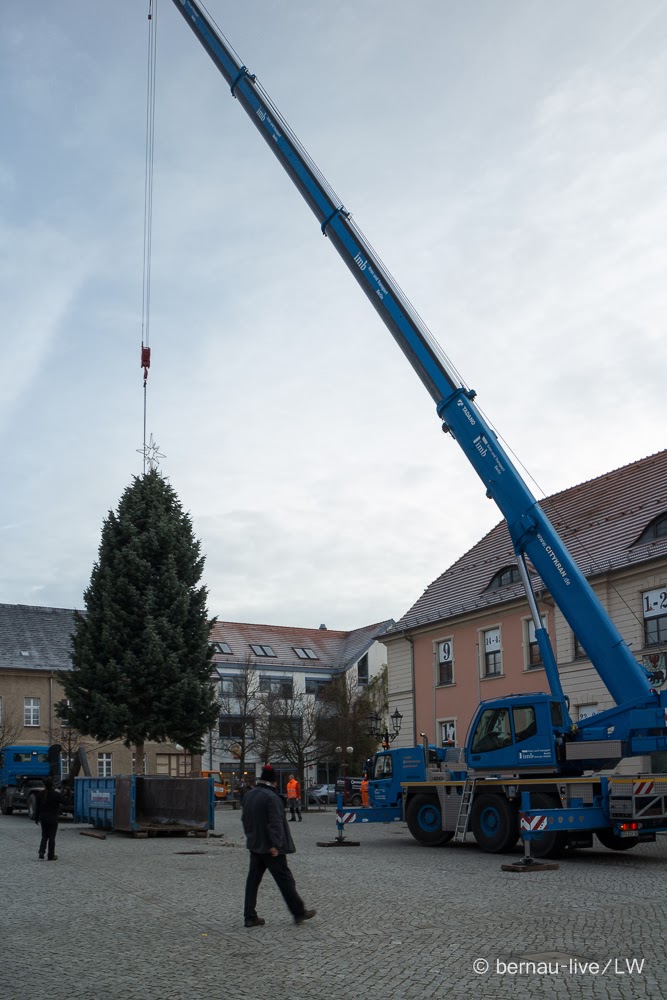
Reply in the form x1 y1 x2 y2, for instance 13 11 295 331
210 619 394 673
0 604 394 677
387 450 667 635
0 604 77 671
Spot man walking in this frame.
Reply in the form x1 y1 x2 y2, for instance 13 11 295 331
35 776 62 861
286 773 302 822
241 764 316 928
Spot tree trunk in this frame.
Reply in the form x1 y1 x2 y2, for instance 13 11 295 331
135 742 145 775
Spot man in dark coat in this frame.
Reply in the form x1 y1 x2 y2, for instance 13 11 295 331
35 776 62 860
241 764 316 928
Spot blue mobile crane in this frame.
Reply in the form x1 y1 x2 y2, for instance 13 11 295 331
168 1 667 856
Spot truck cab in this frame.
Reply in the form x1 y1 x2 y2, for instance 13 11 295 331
370 746 429 808
0 745 53 816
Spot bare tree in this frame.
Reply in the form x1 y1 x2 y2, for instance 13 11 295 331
0 704 23 753
213 657 261 787
316 669 387 774
253 689 324 800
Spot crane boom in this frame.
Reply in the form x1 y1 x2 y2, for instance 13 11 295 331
169 0 653 713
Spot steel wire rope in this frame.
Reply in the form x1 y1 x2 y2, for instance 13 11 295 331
141 0 159 474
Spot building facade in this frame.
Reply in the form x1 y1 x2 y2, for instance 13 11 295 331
207 619 393 790
383 450 667 768
0 604 199 778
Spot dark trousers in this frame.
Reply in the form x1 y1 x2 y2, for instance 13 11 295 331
289 799 301 820
39 819 58 859
244 852 305 920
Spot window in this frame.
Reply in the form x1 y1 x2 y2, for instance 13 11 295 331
512 706 537 743
441 720 456 745
573 634 587 660
357 653 369 686
60 754 72 778
218 675 244 698
97 753 112 778
486 565 521 591
634 514 667 546
212 641 232 655
131 752 147 774
526 616 547 668
471 707 511 753
305 678 331 700
24 697 40 727
294 647 319 660
259 676 293 698
436 640 453 685
250 644 276 657
482 628 502 677
643 588 667 646
373 755 393 779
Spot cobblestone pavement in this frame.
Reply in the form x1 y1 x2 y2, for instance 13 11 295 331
3 806 667 1000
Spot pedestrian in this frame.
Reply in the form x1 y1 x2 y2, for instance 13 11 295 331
241 764 316 928
35 776 62 861
360 772 370 807
286 773 302 822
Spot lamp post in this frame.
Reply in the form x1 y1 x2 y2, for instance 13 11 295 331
335 745 354 804
367 708 403 749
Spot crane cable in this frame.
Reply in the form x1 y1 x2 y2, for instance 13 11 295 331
140 0 158 474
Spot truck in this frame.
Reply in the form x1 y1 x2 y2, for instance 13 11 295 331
0 743 90 819
168 1 667 857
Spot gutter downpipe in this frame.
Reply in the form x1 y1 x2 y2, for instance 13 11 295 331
406 633 416 747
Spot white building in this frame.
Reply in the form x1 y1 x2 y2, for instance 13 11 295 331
207 618 393 790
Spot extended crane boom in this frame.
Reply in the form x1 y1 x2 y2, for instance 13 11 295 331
169 1 663 747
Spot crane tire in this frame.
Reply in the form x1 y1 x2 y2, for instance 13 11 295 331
406 794 452 846
525 792 568 859
470 793 518 853
596 829 639 852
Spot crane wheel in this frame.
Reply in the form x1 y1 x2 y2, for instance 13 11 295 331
470 793 518 853
525 792 567 859
406 794 452 846
596 829 639 852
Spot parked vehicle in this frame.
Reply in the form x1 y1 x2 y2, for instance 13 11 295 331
335 777 363 807
0 743 88 818
308 784 336 805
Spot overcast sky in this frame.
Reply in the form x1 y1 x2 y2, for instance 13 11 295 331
1 1 666 631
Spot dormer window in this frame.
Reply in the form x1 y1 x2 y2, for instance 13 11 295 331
250 644 276 657
633 514 667 546
485 565 520 591
212 641 232 655
294 647 318 660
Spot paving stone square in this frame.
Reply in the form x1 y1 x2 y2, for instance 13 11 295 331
3 806 667 1000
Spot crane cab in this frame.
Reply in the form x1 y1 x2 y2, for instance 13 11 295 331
466 693 563 774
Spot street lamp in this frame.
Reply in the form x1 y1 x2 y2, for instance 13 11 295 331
335 745 354 804
367 708 403 749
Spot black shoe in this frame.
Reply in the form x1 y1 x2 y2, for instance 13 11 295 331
298 816 302 822
294 909 316 925
288 818 295 822
38 854 45 860
47 855 58 861
244 916 265 928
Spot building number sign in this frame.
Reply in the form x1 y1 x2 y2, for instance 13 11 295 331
643 588 667 620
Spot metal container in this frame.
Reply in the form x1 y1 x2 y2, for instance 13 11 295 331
74 775 214 834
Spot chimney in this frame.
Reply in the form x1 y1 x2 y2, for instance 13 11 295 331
318 624 327 630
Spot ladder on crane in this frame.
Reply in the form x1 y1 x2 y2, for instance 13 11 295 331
454 777 477 842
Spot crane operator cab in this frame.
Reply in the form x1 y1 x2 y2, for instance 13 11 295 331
467 694 562 773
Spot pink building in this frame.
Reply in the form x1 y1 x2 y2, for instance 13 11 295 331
383 450 667 759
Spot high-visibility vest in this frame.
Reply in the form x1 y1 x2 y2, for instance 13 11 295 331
286 779 300 799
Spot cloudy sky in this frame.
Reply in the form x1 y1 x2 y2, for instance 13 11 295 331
1 1 666 630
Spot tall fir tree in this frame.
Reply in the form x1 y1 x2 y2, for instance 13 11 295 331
62 470 219 767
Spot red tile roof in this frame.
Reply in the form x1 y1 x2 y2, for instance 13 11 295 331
387 450 667 634
209 619 393 672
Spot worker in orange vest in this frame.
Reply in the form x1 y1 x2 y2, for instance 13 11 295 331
286 774 302 822
360 773 370 807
